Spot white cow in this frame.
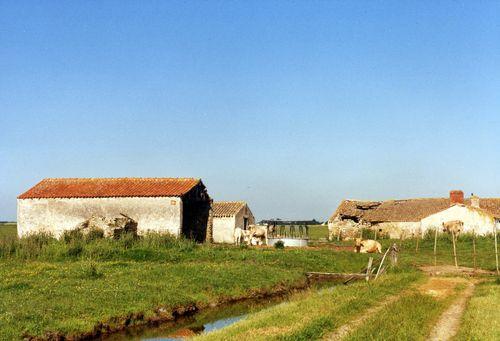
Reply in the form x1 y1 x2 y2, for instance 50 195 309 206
247 224 269 245
233 227 247 245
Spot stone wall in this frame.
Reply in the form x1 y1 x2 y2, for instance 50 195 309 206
17 196 182 238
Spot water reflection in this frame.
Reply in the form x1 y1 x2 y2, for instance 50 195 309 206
104 296 284 340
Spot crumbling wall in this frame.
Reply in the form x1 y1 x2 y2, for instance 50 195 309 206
76 214 138 238
17 196 182 238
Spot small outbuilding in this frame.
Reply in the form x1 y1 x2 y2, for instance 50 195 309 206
17 178 211 241
212 201 255 244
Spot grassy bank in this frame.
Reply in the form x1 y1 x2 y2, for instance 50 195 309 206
0 233 374 340
456 279 500 340
194 272 422 340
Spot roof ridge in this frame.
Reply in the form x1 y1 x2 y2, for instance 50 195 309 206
42 177 200 181
18 178 203 199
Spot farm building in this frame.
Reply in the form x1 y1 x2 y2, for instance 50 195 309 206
212 201 255 244
328 190 500 238
17 178 211 241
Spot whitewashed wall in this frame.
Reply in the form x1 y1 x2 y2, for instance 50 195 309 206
17 196 182 238
420 205 495 236
376 222 421 239
212 204 255 244
212 216 235 244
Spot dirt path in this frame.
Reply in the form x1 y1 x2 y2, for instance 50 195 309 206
427 281 475 341
322 291 405 341
323 273 476 341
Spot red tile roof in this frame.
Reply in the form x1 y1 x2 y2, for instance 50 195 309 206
212 201 246 217
18 178 201 199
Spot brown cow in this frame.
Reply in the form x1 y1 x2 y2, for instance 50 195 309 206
354 238 382 253
442 220 463 236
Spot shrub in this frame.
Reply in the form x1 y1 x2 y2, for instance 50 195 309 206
15 232 55 259
62 229 83 244
119 232 138 249
67 243 84 257
274 240 285 249
85 228 104 242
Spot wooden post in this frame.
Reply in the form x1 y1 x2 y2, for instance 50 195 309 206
451 229 458 269
390 243 399 267
205 199 214 243
366 257 373 281
494 223 499 275
374 228 378 241
415 229 420 253
472 229 477 271
375 247 390 280
434 226 438 266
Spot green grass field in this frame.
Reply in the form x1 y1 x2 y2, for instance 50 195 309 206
0 232 374 340
456 279 500 340
0 225 498 340
307 224 328 240
0 223 16 241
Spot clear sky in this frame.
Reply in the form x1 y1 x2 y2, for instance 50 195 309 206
1 1 500 221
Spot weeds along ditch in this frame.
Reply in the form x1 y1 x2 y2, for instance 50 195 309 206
0 231 377 339
1 229 496 339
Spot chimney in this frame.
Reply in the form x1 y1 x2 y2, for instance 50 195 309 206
471 193 480 208
449 190 464 205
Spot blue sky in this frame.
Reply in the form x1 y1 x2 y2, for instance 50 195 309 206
1 1 500 221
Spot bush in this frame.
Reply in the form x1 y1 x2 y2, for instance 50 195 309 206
62 230 83 244
85 228 104 242
274 240 285 249
119 232 138 249
67 243 84 257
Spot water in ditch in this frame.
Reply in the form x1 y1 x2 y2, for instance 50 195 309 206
104 295 288 340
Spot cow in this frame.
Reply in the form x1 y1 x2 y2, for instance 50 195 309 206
442 220 463 236
247 224 269 245
354 238 382 253
234 227 246 245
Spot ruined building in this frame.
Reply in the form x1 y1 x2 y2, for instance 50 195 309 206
328 190 500 239
17 177 211 241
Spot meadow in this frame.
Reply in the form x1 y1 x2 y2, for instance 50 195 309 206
0 225 372 340
0 223 16 240
456 279 500 340
0 223 498 340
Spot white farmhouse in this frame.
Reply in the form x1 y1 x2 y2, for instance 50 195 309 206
17 178 211 241
329 190 500 238
212 201 255 244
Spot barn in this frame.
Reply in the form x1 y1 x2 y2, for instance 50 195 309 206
328 190 500 238
212 201 255 244
17 178 211 241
